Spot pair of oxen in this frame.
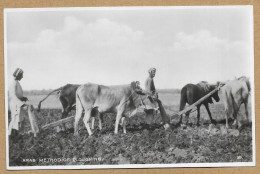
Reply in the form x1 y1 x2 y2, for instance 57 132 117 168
38 76 250 136
179 76 250 129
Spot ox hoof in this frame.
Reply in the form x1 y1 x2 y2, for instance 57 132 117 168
196 123 200 127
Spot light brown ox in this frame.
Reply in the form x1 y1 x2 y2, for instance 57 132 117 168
74 81 157 136
221 76 251 129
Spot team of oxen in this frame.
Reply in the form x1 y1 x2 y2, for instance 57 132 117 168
37 76 251 136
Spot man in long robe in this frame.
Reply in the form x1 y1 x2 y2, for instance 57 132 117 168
8 68 28 136
145 67 170 129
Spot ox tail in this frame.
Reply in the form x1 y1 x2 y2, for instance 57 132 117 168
246 80 251 94
179 87 187 111
76 93 84 111
226 89 239 120
76 92 95 117
37 86 63 112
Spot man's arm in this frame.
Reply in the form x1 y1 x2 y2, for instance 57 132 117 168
9 82 24 108
15 83 28 102
145 78 153 95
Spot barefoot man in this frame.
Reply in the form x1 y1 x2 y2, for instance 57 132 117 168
8 68 39 138
145 67 170 129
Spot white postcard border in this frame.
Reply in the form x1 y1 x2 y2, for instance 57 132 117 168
4 6 255 170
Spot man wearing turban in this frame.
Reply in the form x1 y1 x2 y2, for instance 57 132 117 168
8 68 28 137
145 67 170 129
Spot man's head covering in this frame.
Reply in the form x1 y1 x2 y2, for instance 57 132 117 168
13 68 23 77
148 67 156 74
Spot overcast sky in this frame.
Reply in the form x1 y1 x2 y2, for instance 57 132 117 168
5 6 254 90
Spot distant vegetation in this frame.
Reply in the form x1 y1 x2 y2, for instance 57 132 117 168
157 89 181 94
24 88 181 96
24 89 55 96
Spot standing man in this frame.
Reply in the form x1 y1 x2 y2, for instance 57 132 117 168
145 67 170 129
8 68 28 137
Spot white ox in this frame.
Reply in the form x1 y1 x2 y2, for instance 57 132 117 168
221 76 251 129
74 81 156 136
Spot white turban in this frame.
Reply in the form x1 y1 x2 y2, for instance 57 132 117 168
148 67 156 73
13 68 23 77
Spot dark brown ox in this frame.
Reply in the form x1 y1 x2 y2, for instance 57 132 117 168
179 81 220 126
38 84 80 119
74 81 156 136
221 76 251 129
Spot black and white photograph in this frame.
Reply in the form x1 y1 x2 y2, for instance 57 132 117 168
4 6 255 170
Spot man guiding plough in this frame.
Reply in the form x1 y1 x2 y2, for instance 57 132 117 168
145 67 170 129
8 68 39 138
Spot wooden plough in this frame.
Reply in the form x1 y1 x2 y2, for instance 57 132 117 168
41 85 223 130
41 116 74 130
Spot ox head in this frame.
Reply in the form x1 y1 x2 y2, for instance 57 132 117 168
130 81 158 125
238 76 251 92
130 81 144 95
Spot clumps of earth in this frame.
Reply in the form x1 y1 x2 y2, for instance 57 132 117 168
9 109 252 166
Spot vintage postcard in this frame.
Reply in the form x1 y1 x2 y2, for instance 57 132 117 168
4 6 255 170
